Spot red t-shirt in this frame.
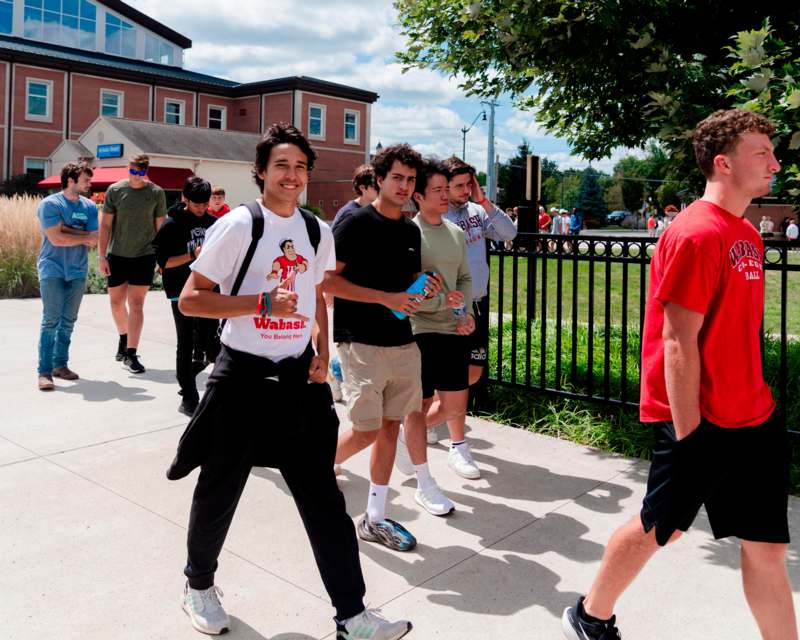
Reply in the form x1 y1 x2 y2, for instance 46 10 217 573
538 213 551 230
639 200 774 427
647 217 656 230
210 203 231 218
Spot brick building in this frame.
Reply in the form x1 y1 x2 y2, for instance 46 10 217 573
0 0 378 216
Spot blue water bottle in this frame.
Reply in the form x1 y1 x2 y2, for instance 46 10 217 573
392 271 435 320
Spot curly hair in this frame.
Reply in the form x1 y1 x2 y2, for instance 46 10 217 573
371 143 423 179
693 109 775 178
351 164 376 196
253 122 317 191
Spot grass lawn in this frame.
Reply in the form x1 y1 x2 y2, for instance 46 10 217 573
489 250 800 336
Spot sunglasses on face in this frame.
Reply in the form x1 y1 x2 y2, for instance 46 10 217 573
129 168 147 176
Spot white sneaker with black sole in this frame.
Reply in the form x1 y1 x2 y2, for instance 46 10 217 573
182 582 230 635
414 482 455 516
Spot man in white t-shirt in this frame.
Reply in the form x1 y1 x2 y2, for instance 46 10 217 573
786 218 799 241
167 123 412 640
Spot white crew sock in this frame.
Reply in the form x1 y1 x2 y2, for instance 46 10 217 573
413 462 435 491
450 440 467 450
366 483 388 522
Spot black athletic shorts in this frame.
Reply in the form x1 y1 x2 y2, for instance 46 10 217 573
107 254 156 288
640 411 790 546
415 332 471 399
468 296 489 367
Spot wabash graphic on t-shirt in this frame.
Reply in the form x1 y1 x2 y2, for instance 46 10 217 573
453 214 484 245
267 238 308 291
729 239 762 281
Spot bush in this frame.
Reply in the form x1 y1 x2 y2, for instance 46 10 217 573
0 195 42 298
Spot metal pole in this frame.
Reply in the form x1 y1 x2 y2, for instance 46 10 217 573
480 100 499 200
461 127 468 161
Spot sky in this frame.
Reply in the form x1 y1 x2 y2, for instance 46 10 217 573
131 0 635 174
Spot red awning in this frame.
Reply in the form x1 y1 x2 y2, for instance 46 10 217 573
37 166 193 190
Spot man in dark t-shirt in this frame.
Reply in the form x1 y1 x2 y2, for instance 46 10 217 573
153 177 218 416
561 111 795 639
326 144 439 553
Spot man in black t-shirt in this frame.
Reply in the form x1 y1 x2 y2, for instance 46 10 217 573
326 144 440 552
153 176 218 416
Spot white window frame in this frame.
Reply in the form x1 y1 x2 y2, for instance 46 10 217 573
24 157 47 177
207 104 226 130
99 89 124 118
25 78 53 122
164 98 185 125
308 103 326 141
343 109 359 145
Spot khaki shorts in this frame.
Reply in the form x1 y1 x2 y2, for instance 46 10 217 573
338 341 422 431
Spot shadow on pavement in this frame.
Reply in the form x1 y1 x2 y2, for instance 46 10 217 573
225 616 316 639
57 378 154 402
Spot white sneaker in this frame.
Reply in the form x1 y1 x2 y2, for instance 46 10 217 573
182 583 230 635
426 424 441 445
448 443 480 479
329 376 343 402
394 426 414 476
415 482 455 516
337 608 412 639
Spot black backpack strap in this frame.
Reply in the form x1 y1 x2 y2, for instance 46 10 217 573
219 201 264 333
298 207 321 254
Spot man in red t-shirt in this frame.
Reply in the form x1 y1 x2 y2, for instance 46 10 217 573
538 207 552 232
562 110 796 640
208 185 231 218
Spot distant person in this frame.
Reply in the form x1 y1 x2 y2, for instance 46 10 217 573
331 164 379 231
208 185 230 218
569 208 582 235
780 216 791 235
759 215 771 236
647 215 657 237
153 176 219 416
787 218 799 241
562 109 795 640
98 153 167 373
505 206 519 250
35 162 98 390
539 207 553 232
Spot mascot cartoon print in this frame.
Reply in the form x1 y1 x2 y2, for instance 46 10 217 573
267 238 308 291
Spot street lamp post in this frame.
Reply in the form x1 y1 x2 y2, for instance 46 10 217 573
481 99 499 200
460 110 486 161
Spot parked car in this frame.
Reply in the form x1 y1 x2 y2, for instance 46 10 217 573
606 210 628 225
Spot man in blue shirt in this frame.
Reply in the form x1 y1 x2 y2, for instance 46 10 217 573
36 161 98 390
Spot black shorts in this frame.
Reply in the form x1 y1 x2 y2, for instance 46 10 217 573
640 412 790 546
107 254 156 288
468 296 489 367
415 332 470 399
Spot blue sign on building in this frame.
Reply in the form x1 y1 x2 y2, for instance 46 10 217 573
97 143 124 159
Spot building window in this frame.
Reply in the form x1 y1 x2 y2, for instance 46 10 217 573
24 158 47 179
164 99 184 125
105 12 135 57
145 33 174 65
23 0 96 48
208 106 226 130
100 89 123 117
344 109 359 144
0 0 13 35
26 79 52 122
308 104 325 140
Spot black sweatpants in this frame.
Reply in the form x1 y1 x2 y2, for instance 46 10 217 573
170 301 219 403
183 382 366 621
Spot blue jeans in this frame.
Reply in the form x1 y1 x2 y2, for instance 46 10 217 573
38 277 86 375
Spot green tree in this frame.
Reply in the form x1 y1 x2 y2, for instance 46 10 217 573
497 140 532 206
575 168 607 221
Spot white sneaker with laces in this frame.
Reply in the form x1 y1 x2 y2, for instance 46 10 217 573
337 608 412 639
182 583 230 635
448 443 481 479
394 427 414 475
415 482 455 516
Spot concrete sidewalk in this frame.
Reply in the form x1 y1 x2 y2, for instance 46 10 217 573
1 292 798 639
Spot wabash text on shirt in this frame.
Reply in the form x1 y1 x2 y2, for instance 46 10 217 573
639 200 774 428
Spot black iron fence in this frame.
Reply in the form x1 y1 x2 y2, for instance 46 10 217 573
485 232 800 438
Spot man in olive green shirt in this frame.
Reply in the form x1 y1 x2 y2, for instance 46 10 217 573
98 154 167 373
394 158 475 517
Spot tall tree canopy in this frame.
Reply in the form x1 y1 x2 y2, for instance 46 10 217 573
396 2 800 204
